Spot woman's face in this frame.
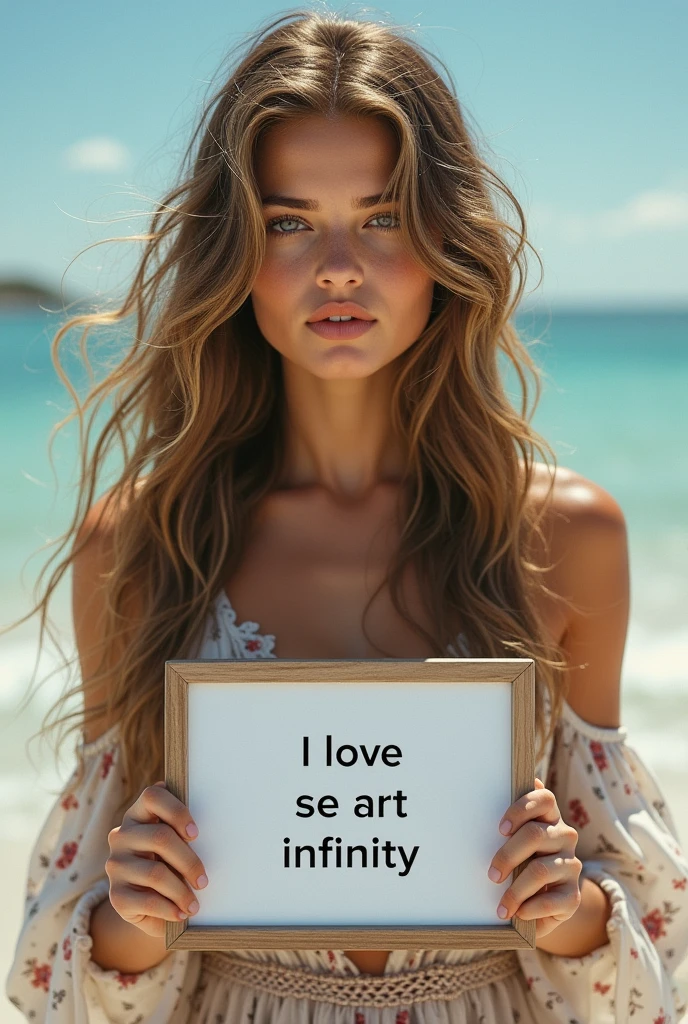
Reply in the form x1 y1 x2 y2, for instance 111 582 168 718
250 114 436 380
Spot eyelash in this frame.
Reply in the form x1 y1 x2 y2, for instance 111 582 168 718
265 212 401 237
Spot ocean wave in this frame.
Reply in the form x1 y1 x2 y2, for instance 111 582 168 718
1 618 687 840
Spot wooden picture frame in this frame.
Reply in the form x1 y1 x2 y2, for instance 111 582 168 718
164 658 535 951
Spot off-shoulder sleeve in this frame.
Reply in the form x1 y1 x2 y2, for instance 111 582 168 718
4 724 202 1023
516 701 688 1024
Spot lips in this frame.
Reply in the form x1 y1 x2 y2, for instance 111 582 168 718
307 302 375 322
306 318 377 340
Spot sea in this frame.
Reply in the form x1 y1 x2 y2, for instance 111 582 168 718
1 307 687 843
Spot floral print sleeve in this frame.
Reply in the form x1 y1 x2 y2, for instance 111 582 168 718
516 701 688 1023
4 724 202 1023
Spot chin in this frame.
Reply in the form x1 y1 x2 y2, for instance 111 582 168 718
316 348 396 375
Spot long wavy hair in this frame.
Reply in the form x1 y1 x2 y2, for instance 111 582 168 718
7 6 575 822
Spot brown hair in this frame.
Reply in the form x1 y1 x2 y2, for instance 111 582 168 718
7 7 571 821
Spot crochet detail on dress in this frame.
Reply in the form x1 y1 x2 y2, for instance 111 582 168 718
201 950 522 1007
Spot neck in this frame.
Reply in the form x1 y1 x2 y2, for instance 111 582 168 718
277 359 407 499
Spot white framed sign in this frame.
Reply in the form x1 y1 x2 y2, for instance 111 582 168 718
164 658 535 950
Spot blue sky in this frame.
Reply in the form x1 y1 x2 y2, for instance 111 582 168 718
2 0 687 308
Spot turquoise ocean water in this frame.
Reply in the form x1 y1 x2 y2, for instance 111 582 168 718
1 308 687 840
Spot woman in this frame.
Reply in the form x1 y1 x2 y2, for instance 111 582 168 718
5 9 688 1023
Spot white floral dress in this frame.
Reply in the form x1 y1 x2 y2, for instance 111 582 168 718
5 589 688 1024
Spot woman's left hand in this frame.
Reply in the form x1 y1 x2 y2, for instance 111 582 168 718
488 777 583 939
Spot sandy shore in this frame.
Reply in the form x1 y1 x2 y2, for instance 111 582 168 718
3 773 687 1022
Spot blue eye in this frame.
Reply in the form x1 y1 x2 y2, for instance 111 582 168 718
368 213 401 232
266 216 306 235
265 212 401 236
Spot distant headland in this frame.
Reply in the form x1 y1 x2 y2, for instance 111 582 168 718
0 276 85 312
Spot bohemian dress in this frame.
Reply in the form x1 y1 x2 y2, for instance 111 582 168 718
5 588 688 1023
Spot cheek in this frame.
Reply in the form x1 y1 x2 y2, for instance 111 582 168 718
381 254 435 323
251 253 299 312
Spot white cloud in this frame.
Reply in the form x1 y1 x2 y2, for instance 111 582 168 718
530 188 688 242
62 136 131 172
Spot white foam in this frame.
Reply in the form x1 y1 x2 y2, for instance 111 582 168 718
0 635 74 713
1 606 687 838
623 622 688 695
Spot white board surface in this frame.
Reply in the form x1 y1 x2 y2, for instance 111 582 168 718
186 679 512 927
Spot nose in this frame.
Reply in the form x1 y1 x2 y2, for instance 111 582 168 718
315 231 364 288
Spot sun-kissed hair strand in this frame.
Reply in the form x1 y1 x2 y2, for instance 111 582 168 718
5 6 576 822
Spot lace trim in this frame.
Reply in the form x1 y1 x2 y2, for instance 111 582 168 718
215 589 277 659
78 721 121 757
201 949 522 1007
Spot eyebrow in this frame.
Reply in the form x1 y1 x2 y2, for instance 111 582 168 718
260 192 396 211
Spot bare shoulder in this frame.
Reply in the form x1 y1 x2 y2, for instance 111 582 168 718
524 460 629 728
72 480 147 745
522 459 626 565
527 459 626 527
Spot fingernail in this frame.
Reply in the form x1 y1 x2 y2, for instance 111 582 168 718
488 867 501 882
186 822 199 838
499 820 511 836
177 910 188 920
188 900 200 914
195 874 208 889
497 904 508 919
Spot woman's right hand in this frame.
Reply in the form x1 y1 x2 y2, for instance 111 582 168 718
105 781 209 938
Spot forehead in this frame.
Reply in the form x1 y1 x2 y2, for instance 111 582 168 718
254 114 399 199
